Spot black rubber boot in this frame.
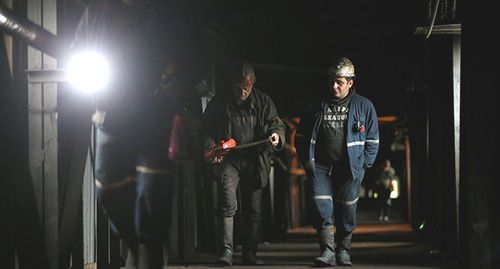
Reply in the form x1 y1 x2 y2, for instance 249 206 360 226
314 228 336 267
217 217 233 266
242 219 264 265
125 245 138 268
336 233 352 266
242 247 264 265
138 242 164 269
121 236 138 269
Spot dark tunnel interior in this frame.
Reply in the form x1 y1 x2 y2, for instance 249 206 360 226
1 0 499 268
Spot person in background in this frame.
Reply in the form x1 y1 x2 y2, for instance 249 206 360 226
375 159 396 221
202 62 285 266
296 56 379 267
71 1 184 268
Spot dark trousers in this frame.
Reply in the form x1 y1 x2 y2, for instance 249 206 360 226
215 156 263 251
93 92 176 246
94 126 175 245
377 189 392 217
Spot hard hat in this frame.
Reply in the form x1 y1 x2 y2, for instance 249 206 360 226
328 57 355 78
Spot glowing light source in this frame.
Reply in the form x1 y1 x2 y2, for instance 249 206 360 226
419 221 426 231
390 179 399 199
66 51 110 93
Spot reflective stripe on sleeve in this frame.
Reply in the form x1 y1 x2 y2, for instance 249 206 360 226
347 141 365 147
136 166 172 175
314 195 332 201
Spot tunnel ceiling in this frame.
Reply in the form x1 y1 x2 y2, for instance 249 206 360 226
64 1 433 116
199 1 424 64
186 1 428 117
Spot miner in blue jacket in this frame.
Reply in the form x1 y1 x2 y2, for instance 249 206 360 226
296 57 379 267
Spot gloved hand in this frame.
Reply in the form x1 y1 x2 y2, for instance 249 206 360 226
204 146 225 164
269 132 280 147
204 139 236 164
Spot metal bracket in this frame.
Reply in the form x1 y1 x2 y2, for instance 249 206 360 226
26 68 67 83
415 23 461 36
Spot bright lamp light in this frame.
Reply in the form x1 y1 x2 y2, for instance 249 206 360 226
66 51 110 93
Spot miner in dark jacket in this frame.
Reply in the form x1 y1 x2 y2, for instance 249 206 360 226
202 62 285 266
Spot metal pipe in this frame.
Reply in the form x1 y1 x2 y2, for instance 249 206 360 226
0 5 69 59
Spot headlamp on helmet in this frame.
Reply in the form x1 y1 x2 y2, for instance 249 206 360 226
328 57 355 78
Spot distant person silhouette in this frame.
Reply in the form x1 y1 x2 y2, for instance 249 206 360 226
375 159 396 221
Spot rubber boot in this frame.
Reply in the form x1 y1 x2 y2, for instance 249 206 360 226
138 242 164 269
125 244 138 268
314 228 336 267
242 219 264 265
121 236 138 268
217 217 233 266
336 233 352 266
163 244 169 267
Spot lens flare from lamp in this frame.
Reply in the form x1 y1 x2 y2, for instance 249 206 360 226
67 51 110 93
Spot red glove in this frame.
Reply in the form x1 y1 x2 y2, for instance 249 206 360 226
204 139 236 163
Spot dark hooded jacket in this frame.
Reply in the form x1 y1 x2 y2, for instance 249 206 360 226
202 87 285 188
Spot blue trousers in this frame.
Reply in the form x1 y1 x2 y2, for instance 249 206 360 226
311 163 363 234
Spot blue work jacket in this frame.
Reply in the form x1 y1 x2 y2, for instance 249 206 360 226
296 92 380 181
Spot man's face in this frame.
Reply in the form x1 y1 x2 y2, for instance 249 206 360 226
232 77 254 101
330 77 353 99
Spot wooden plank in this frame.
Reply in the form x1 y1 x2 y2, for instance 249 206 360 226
83 151 96 264
27 0 59 267
42 81 58 269
42 0 59 267
27 0 43 228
